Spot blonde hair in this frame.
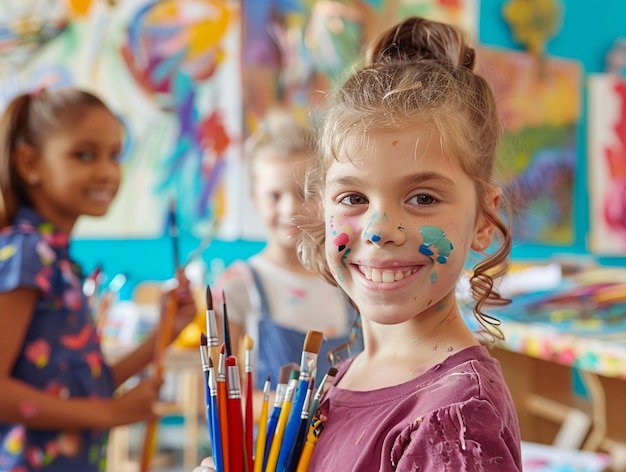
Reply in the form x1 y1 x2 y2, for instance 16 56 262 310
245 108 316 192
299 16 511 338
0 88 114 227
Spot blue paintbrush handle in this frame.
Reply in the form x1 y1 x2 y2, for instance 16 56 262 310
264 406 281 469
284 416 309 472
209 393 223 472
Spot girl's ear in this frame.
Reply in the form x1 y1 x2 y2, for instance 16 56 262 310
13 143 40 185
471 187 501 252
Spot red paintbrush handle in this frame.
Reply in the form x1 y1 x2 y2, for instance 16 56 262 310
227 396 245 472
245 372 253 471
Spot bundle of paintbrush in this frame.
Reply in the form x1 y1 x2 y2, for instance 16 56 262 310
198 283 331 472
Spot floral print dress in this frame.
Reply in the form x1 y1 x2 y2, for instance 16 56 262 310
0 207 115 472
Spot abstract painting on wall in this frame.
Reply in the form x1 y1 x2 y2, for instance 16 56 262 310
477 47 581 245
0 0 243 240
241 0 478 133
588 74 626 254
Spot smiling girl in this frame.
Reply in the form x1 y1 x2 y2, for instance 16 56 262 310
295 15 522 471
0 88 196 472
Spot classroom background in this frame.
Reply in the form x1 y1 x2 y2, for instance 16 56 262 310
3 0 626 471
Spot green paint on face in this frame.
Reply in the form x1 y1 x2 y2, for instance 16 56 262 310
419 226 454 263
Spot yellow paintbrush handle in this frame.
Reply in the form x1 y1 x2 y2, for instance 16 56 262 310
254 400 269 472
265 398 293 471
295 427 319 472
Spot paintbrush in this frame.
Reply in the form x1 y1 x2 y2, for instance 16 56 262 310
139 292 177 472
208 358 224 472
168 199 180 271
205 285 220 365
217 343 230 472
182 217 219 269
295 416 324 472
276 330 324 470
265 368 300 472
243 335 254 472
308 366 338 420
263 363 296 470
226 355 246 472
200 333 212 435
221 290 232 357
95 272 127 333
285 378 314 471
253 375 271 472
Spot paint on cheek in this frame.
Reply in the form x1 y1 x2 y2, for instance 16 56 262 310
333 232 350 251
391 140 399 147
341 247 352 268
419 226 454 263
430 272 438 284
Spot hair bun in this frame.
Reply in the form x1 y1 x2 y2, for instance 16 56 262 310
366 16 475 71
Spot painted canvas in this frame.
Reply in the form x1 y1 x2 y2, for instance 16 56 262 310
588 74 626 254
0 0 244 240
241 0 478 132
477 47 581 245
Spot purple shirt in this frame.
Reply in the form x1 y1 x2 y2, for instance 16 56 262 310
309 345 521 471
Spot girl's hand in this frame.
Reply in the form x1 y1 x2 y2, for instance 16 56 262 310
113 376 162 425
192 456 215 472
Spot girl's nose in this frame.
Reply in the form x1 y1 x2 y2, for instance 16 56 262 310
362 210 406 246
97 155 121 180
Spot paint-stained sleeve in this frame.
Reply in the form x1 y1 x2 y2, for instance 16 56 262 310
390 398 522 471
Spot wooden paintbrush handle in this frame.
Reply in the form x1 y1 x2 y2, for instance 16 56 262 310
139 292 177 472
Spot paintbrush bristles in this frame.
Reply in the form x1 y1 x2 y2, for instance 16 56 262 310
303 330 324 355
279 363 299 385
243 334 254 351
205 284 213 310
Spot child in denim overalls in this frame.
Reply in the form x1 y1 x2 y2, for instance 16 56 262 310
213 108 360 396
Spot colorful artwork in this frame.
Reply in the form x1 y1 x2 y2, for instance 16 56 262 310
588 74 626 254
241 0 478 132
0 0 243 239
476 47 581 245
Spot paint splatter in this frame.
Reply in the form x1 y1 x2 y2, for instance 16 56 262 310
430 272 438 284
340 247 351 268
419 226 454 263
333 232 349 251
391 140 399 147
362 211 385 243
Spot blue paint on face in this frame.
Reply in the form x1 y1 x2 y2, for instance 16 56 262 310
371 234 381 243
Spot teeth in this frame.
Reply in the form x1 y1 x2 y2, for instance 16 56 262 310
359 266 417 283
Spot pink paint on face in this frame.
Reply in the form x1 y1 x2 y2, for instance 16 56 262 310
333 233 350 250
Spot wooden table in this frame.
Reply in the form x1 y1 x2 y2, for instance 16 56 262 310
491 319 626 470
